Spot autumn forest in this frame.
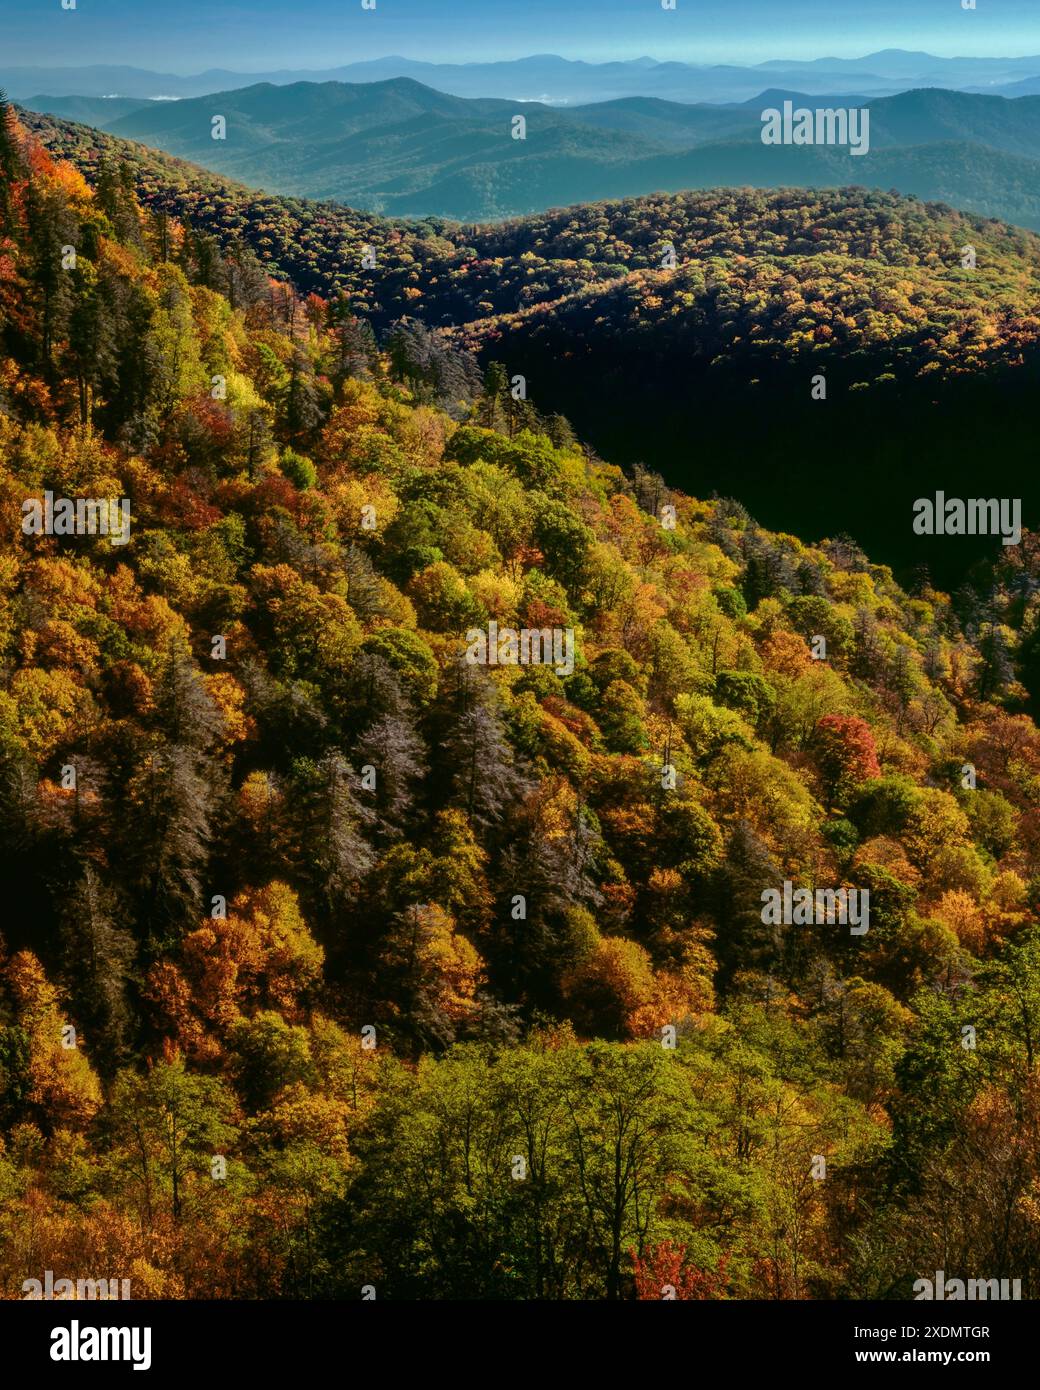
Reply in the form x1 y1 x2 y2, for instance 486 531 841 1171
1 80 1040 1313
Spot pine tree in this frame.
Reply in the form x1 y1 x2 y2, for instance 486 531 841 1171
153 642 223 749
439 667 529 833
25 179 76 375
711 820 784 983
58 866 136 1069
288 754 374 921
0 91 25 235
355 711 427 838
124 745 213 951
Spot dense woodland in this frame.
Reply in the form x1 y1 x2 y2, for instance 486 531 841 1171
21 106 1040 583
2 99 1040 1300
23 106 1040 341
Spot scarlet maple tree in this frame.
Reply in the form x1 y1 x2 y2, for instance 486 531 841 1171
631 1241 730 1299
813 713 881 807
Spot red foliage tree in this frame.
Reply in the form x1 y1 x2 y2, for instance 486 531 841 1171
813 713 881 807
631 1241 730 1300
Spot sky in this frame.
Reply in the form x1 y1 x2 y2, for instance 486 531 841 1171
0 0 1037 72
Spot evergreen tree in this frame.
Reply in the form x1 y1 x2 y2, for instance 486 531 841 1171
58 866 136 1069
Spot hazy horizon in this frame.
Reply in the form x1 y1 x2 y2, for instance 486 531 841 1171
1 0 1038 72
7 47 1040 79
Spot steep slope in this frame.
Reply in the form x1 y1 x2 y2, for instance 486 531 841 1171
20 94 155 128
3 94 1040 1305
452 188 1040 580
17 107 1040 581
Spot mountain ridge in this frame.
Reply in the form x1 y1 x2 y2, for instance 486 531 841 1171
18 80 1040 227
5 47 1040 104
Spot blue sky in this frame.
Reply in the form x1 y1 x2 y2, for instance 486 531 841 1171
0 0 1037 71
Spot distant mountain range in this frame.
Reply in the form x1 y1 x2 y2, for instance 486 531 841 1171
4 49 1040 105
18 79 1040 228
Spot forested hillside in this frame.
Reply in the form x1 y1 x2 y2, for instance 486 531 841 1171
24 105 1040 367
23 102 1040 314
2 99 1040 1301
21 105 1040 579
